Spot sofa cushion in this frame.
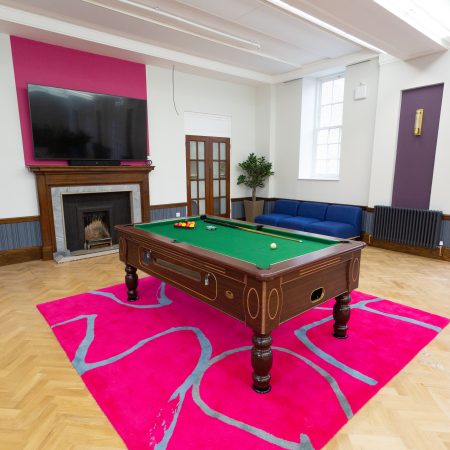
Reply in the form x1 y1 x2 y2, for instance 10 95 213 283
304 221 358 239
255 213 293 226
324 205 362 236
297 202 328 220
326 205 362 226
273 200 301 216
278 216 321 231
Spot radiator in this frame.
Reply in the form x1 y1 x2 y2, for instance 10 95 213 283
373 206 442 248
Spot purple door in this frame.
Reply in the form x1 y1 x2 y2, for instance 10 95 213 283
392 83 444 209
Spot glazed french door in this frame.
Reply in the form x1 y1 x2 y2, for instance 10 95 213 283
186 135 230 217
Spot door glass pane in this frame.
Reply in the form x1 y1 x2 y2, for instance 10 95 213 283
212 143 219 160
213 161 219 178
198 181 205 198
220 143 226 160
213 180 219 196
191 200 199 215
220 180 226 195
198 161 205 179
198 142 205 160
219 162 226 178
213 197 220 215
189 141 196 160
220 197 226 214
190 161 197 179
199 199 206 215
190 181 197 198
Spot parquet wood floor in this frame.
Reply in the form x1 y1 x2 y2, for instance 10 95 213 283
0 247 449 449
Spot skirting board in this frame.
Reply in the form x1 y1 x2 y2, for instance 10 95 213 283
0 246 42 266
362 233 450 262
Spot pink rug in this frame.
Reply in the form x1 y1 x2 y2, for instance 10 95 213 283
37 277 448 450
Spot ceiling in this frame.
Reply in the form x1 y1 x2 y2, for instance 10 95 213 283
0 0 446 83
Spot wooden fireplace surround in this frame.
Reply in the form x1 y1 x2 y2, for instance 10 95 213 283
30 165 154 260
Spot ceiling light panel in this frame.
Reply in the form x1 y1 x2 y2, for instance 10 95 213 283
374 0 450 46
263 0 386 54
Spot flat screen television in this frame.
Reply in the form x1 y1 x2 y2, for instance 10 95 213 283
28 84 148 162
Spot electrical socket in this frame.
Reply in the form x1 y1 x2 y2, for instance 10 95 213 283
175 212 181 218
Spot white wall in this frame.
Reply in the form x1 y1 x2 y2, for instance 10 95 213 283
3 31 450 222
272 79 302 199
369 52 450 213
146 65 257 206
184 111 231 137
0 52 259 220
0 33 38 218
254 84 273 198
273 59 379 206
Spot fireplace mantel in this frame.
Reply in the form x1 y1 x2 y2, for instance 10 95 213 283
30 165 154 260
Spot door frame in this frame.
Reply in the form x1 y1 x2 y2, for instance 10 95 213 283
185 135 231 217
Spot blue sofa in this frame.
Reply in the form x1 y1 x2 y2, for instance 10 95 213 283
255 200 362 239
278 202 328 231
304 205 362 239
253 200 300 226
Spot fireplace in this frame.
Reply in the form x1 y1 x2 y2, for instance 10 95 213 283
51 184 141 260
30 166 154 261
62 192 131 253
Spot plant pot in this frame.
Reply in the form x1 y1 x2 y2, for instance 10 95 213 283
244 199 264 223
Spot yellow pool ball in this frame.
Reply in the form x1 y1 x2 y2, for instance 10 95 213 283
270 243 277 249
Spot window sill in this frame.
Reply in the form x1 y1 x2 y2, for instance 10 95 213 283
297 176 340 181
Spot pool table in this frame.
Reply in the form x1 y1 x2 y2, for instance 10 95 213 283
116 216 365 393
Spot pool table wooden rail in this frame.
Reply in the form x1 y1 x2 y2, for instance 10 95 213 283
116 221 363 280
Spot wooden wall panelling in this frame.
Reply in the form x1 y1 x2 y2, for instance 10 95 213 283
0 246 42 266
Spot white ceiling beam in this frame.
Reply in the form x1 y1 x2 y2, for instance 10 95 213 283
0 4 389 85
271 0 446 60
273 49 377 83
0 4 273 84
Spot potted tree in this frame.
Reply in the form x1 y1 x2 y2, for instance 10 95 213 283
237 152 274 222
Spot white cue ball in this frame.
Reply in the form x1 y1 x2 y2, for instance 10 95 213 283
270 243 277 249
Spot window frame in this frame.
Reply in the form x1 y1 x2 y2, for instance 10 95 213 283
312 72 345 180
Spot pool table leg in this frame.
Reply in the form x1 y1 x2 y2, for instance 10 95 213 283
125 264 138 302
333 292 351 339
251 332 272 394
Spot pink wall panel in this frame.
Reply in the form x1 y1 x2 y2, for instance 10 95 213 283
10 36 148 166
